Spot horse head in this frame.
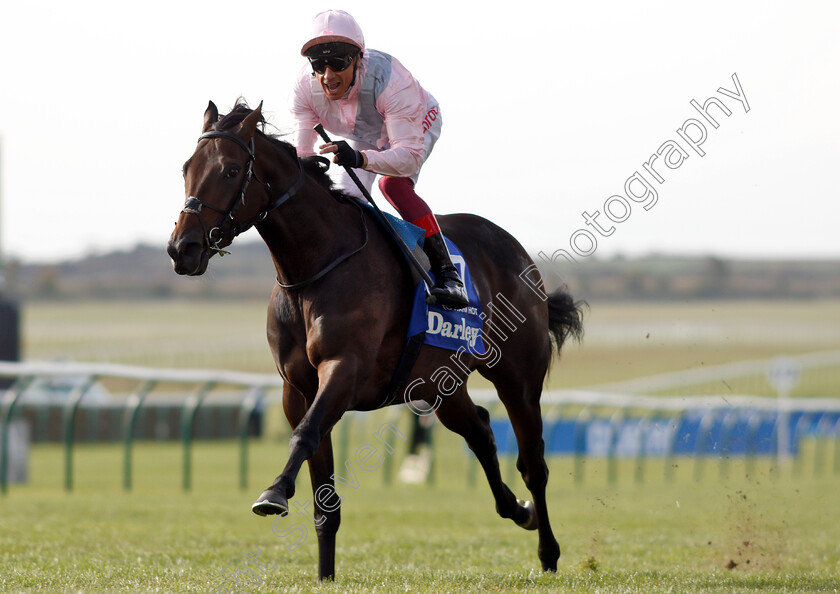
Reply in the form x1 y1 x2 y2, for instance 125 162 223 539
168 100 285 276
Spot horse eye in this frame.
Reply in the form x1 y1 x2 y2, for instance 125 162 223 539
225 166 241 179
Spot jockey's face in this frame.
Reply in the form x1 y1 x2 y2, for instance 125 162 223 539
315 54 358 100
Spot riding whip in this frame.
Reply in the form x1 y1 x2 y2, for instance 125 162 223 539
314 124 435 291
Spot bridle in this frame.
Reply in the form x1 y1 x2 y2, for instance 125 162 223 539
181 130 306 256
180 129 368 290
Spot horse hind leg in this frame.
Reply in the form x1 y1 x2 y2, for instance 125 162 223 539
432 389 536 531
497 382 561 572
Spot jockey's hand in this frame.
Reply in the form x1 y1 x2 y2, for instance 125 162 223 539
320 141 365 169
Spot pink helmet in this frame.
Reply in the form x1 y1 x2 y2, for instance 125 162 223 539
300 10 365 57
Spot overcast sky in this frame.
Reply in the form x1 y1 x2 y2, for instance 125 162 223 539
1 1 838 265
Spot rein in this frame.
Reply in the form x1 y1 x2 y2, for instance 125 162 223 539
276 198 368 291
181 129 368 291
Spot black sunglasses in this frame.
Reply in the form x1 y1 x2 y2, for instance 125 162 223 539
309 54 356 75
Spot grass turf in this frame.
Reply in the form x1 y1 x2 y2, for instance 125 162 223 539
2 428 839 593
6 298 840 591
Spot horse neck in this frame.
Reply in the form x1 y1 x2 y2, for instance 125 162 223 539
254 142 356 286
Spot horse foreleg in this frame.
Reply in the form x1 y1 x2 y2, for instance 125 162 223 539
252 360 354 521
304 432 340 580
251 381 342 580
250 383 302 515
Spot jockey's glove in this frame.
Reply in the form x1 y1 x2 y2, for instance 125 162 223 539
333 141 365 169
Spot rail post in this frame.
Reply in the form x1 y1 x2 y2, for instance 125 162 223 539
634 415 651 485
181 382 215 491
663 412 683 483
425 421 436 487
63 376 97 491
718 411 740 481
237 387 265 490
744 410 762 478
693 411 716 483
122 380 157 491
792 413 811 477
813 414 832 477
607 409 625 486
381 408 404 486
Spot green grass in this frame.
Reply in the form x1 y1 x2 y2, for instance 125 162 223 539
2 417 840 593
7 298 840 591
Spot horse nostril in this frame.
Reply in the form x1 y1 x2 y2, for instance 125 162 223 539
167 239 198 263
183 242 201 257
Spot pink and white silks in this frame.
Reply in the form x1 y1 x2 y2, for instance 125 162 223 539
290 49 443 235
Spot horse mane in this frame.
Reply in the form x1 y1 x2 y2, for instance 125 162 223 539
212 100 355 201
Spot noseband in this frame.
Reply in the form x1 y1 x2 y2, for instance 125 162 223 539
181 130 306 255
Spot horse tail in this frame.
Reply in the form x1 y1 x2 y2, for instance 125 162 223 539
546 287 586 358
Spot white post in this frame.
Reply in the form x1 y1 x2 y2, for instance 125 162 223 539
776 385 791 466
1 420 30 484
767 357 800 468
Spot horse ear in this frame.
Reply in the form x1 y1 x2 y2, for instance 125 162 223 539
203 101 219 132
236 101 264 138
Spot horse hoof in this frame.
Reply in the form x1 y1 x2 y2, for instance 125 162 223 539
251 489 289 517
515 499 538 531
540 541 561 572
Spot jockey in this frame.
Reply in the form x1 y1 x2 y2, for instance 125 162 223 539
290 9 469 309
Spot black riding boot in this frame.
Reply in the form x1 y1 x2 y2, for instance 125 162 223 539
423 232 469 309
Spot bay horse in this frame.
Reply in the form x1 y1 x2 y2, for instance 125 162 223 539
167 101 584 581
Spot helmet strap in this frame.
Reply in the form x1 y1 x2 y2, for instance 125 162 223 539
348 52 362 91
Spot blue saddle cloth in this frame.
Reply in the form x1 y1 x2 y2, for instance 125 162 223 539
373 208 486 355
